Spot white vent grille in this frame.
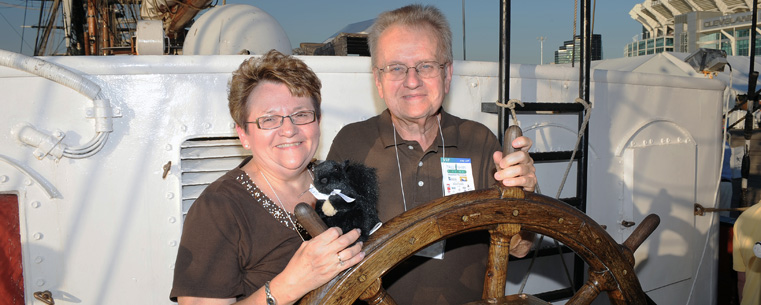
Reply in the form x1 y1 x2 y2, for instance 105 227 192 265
180 137 249 218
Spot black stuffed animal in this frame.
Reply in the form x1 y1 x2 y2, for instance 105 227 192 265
311 160 381 242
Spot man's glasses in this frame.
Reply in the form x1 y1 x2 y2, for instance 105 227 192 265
247 110 317 130
377 61 446 81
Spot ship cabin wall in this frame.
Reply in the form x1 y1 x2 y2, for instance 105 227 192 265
0 55 725 304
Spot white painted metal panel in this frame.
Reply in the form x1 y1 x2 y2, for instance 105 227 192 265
0 53 727 304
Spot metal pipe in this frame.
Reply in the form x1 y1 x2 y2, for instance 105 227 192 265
573 0 592 293
498 0 510 143
742 0 758 208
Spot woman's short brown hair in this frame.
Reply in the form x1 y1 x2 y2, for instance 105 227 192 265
228 49 322 132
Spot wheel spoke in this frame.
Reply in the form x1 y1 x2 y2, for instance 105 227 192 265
483 223 521 299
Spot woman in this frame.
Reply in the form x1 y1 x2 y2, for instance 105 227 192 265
170 50 364 305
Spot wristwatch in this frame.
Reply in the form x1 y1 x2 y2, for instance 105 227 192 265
264 281 277 305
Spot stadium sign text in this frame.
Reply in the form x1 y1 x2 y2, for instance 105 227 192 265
703 13 753 29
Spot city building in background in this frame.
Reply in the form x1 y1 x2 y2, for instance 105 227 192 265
626 0 761 57
554 34 603 64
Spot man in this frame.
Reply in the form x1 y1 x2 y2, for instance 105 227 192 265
733 202 761 305
327 4 536 304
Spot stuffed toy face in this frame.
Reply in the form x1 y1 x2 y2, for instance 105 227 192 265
313 160 359 198
311 160 381 242
313 160 355 216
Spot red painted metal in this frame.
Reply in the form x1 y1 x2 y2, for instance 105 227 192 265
0 194 24 305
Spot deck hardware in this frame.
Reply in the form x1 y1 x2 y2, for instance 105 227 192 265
558 217 564 224
621 221 635 227
408 237 416 244
512 209 519 216
162 161 172 179
359 275 367 282
623 270 628 275
693 203 748 216
33 290 54 304
462 215 469 222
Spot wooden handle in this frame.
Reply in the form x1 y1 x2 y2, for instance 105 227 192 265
623 214 660 253
496 125 524 172
294 202 329 236
503 125 523 155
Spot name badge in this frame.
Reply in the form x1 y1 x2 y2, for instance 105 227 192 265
441 157 476 196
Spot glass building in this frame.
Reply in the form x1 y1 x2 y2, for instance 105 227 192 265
554 34 603 64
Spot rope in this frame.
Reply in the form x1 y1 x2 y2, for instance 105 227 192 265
495 98 524 124
555 97 592 199
515 97 591 294
497 97 590 294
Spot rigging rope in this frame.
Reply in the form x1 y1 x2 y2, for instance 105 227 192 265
495 96 591 294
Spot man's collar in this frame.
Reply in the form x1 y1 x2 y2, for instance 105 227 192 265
377 109 460 150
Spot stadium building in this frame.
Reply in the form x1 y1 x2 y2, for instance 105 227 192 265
626 0 761 57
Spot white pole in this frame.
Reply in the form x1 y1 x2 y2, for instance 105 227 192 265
537 36 546 65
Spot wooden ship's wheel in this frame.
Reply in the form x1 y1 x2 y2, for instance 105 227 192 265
297 185 659 305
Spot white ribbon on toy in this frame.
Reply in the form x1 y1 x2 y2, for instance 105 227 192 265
308 184 356 203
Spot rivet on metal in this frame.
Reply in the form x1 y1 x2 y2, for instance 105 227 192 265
203 122 211 129
166 192 175 199
31 201 41 208
180 125 188 132
512 210 519 216
33 233 43 240
24 179 33 186
169 264 175 270
229 123 236 129
36 279 45 287
0 175 7 183
35 256 44 264
169 240 177 247
165 144 172 151
168 217 176 223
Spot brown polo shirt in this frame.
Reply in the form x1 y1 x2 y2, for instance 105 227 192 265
327 109 501 304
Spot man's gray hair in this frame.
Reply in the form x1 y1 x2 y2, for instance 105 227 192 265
368 4 453 67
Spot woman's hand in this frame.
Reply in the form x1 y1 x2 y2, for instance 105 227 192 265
493 135 537 192
269 227 364 304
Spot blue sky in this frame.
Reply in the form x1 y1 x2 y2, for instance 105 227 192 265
0 1 642 64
